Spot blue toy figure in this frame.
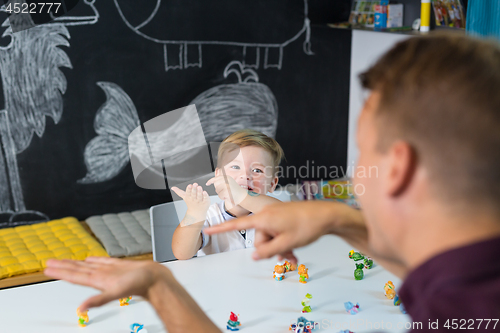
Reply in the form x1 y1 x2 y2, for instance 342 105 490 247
289 316 315 333
344 301 360 315
130 323 147 333
394 294 402 306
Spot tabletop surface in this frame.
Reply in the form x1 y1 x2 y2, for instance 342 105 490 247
0 235 412 333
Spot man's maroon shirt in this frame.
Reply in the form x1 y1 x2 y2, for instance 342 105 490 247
399 236 500 332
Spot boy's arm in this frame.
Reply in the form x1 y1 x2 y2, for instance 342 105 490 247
238 191 281 214
171 219 204 260
171 184 211 260
206 175 281 213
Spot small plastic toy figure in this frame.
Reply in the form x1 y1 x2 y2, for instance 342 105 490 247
301 293 313 313
273 264 285 281
289 316 315 333
120 296 133 306
363 257 374 269
384 281 396 299
393 294 401 306
226 312 241 331
344 301 360 315
354 262 364 280
284 260 297 272
130 323 148 333
348 250 364 261
298 264 309 284
76 308 89 327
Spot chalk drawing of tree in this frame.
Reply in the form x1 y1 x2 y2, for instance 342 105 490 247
0 9 72 225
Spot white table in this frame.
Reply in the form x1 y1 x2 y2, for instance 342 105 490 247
0 236 411 332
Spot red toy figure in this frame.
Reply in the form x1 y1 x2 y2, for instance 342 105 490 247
227 312 241 331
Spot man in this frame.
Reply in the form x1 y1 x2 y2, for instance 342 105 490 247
45 34 500 332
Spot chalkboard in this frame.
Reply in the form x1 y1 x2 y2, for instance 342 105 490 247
0 0 351 227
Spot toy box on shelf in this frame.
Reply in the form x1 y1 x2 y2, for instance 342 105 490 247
298 179 360 209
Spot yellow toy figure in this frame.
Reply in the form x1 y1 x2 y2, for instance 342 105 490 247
76 308 89 327
273 265 285 281
298 264 309 284
119 296 133 306
384 281 396 299
284 260 297 272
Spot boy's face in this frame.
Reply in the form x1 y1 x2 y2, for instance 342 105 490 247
216 146 278 195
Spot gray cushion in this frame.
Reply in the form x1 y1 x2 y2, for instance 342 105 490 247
85 210 151 257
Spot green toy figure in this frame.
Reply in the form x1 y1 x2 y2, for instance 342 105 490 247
364 257 374 269
301 293 313 313
354 262 364 280
348 250 364 261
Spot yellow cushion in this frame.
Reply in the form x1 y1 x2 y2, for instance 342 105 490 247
0 217 108 279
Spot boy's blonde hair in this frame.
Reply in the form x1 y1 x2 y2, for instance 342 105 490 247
217 129 284 172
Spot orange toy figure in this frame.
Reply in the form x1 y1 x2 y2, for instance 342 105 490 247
298 264 309 284
119 296 132 306
384 281 396 299
76 308 89 327
273 265 285 281
284 260 297 272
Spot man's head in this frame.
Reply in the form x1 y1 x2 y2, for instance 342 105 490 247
216 129 284 195
354 34 500 261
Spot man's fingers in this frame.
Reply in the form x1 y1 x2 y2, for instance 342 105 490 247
253 235 292 261
204 215 257 235
79 293 114 312
277 251 298 264
44 267 92 286
170 187 185 199
85 256 121 265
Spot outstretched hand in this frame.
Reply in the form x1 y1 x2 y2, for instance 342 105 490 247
171 183 211 222
44 257 170 311
204 201 358 263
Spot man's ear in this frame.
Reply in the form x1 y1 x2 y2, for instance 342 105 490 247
268 176 279 193
385 141 417 197
215 168 221 176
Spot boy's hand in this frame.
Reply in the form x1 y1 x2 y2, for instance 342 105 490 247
171 183 210 224
206 174 247 207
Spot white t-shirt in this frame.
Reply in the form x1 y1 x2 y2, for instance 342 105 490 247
198 201 255 257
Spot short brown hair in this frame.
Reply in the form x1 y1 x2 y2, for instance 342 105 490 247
217 129 284 171
360 33 500 211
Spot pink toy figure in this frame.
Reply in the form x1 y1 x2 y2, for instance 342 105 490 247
344 301 360 315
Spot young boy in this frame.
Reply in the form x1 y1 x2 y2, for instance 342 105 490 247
170 129 285 259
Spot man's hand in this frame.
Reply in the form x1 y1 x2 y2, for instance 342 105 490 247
205 201 363 262
44 257 170 311
171 183 210 223
45 257 223 333
206 174 247 207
